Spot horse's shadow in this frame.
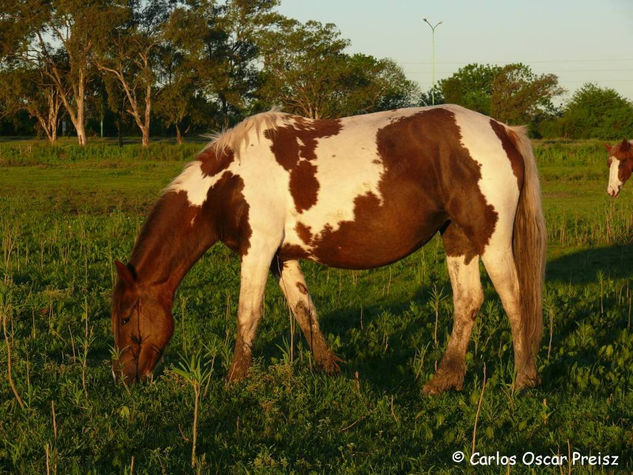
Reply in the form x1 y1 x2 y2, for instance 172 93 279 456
546 243 633 284
296 243 633 393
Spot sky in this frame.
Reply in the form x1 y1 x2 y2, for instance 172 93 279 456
276 0 633 103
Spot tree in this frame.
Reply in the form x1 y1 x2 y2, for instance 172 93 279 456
259 19 349 119
95 1 170 146
166 0 280 128
439 63 501 115
1 0 115 145
154 67 211 144
339 54 419 115
560 83 633 139
0 63 63 142
490 63 563 125
259 20 417 118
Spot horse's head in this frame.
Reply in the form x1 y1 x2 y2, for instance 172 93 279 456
606 139 633 197
111 260 174 383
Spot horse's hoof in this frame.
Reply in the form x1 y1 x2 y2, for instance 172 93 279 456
317 352 344 373
422 371 464 395
514 372 540 391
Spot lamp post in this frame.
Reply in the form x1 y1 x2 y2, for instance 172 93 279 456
423 17 442 105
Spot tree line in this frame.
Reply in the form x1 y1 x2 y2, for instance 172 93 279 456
430 63 633 140
1 0 631 144
0 0 418 145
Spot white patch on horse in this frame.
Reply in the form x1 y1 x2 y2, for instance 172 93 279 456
166 161 225 207
608 158 623 197
167 110 287 208
448 105 520 251
233 137 288 240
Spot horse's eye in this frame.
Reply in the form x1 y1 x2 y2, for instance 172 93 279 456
121 317 130 326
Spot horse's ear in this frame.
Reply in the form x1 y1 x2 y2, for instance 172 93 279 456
115 260 136 287
603 143 612 152
620 139 631 151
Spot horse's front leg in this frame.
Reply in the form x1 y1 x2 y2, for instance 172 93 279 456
227 238 280 383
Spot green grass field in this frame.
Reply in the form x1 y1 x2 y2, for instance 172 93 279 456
1 139 633 473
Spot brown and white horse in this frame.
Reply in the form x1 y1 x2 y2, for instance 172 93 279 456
606 139 633 197
112 104 546 394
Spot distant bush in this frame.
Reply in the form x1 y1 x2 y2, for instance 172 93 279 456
0 140 205 166
558 83 633 140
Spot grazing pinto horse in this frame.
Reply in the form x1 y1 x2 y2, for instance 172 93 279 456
605 139 633 197
112 104 546 394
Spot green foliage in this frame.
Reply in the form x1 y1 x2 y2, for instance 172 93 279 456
440 63 564 127
0 140 632 471
559 83 633 139
258 19 418 118
490 63 564 125
439 63 502 115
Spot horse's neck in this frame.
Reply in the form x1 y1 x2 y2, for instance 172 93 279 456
129 190 218 300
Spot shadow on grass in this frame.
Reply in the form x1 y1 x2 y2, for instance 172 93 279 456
547 243 633 284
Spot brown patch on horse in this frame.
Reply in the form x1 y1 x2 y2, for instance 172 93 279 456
490 120 524 188
308 108 497 268
227 332 252 382
129 190 208 286
278 243 310 260
296 282 308 295
296 222 313 244
206 172 252 256
441 220 479 264
293 301 342 373
198 146 235 177
290 160 319 212
265 118 342 213
610 139 632 159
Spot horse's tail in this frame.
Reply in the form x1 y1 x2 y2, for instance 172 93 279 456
509 126 547 364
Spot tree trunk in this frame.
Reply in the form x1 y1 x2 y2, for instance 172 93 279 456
176 125 183 145
75 121 87 146
141 83 151 147
141 126 149 147
116 118 123 147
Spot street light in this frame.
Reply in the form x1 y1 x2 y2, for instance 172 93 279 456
423 17 442 105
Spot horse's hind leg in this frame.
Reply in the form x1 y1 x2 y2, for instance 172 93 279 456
273 259 342 372
481 239 537 389
423 224 483 395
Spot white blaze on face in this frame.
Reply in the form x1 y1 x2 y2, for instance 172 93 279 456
608 158 623 197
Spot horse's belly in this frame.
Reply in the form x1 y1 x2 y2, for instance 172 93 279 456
286 193 446 269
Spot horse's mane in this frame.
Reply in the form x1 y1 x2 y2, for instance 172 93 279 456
205 108 287 155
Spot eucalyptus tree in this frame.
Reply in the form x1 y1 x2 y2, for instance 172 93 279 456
155 20 212 143
258 19 417 119
95 0 172 146
0 64 63 142
0 0 115 145
166 0 280 128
